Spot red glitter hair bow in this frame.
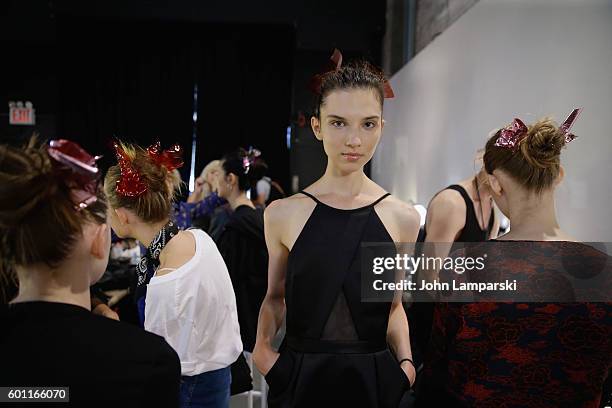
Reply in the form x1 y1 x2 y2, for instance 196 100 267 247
47 139 101 210
114 142 147 198
114 141 184 198
494 108 582 149
493 118 529 149
309 49 395 98
146 141 184 171
559 108 582 143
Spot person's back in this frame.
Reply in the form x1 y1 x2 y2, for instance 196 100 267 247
422 241 612 407
1 301 180 407
0 138 180 407
419 109 612 407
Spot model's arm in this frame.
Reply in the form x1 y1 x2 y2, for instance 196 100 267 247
252 200 288 375
386 204 420 387
424 190 465 244
418 191 466 290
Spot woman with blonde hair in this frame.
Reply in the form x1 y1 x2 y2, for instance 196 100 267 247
104 141 242 408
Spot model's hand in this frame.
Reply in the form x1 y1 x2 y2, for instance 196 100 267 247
93 304 120 321
400 360 416 388
253 345 280 376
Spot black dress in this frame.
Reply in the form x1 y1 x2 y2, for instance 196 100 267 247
421 184 494 242
411 184 495 366
265 191 410 408
0 301 180 407
217 205 268 353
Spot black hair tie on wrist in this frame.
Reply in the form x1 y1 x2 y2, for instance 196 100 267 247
399 357 415 368
399 358 416 388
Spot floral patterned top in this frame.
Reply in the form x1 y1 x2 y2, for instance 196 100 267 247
419 241 612 408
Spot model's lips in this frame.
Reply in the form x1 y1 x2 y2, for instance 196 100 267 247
342 153 363 162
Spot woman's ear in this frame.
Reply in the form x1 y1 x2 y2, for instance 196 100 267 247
227 172 238 187
487 173 503 197
90 224 110 260
311 116 322 141
381 118 385 130
114 208 129 226
555 165 565 186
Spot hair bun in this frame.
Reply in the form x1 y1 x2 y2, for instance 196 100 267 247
0 141 62 228
520 118 565 169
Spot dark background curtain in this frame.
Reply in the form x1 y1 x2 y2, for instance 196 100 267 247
54 17 294 185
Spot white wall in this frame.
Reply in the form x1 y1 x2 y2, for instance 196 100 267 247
372 0 612 241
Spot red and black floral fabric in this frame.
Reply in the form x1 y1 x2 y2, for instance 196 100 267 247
419 241 612 408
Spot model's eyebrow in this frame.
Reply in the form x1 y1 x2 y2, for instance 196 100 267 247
326 115 380 121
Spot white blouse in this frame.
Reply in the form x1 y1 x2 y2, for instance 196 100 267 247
145 229 243 376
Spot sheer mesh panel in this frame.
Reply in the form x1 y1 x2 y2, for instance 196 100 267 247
321 290 359 340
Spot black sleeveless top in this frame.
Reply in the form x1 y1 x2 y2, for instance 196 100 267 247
421 184 494 242
264 191 411 407
285 190 393 345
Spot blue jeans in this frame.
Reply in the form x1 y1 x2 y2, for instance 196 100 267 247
180 366 232 408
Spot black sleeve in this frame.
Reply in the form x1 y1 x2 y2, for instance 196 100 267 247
144 341 181 407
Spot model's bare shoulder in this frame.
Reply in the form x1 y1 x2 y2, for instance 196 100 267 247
374 195 420 242
385 196 420 230
265 193 313 222
429 189 466 214
266 193 318 251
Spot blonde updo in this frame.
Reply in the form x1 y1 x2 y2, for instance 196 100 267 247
104 142 181 223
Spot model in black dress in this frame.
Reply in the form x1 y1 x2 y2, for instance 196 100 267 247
253 56 420 408
263 191 413 407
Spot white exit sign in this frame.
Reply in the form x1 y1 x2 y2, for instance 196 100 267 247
9 101 36 125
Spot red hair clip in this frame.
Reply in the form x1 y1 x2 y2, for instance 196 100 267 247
147 141 184 171
309 49 394 98
559 108 582 143
494 118 529 149
114 142 147 198
47 139 101 210
494 108 582 150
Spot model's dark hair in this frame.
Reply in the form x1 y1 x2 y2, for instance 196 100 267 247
221 148 267 192
484 117 567 193
314 60 387 118
0 136 107 303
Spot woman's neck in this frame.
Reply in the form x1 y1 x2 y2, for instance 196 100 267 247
132 218 170 247
501 191 568 241
227 190 254 211
319 163 368 197
13 264 91 310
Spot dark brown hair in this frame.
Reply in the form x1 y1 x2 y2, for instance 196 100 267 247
221 148 267 192
104 142 181 222
0 137 107 303
484 117 567 193
314 60 387 118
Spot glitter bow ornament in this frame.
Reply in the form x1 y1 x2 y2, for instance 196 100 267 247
114 142 147 197
47 139 101 210
146 141 184 171
243 147 261 174
309 48 395 98
494 108 582 149
114 141 184 198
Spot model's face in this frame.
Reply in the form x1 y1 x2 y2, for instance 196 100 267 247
311 88 384 173
205 167 221 192
215 165 231 198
